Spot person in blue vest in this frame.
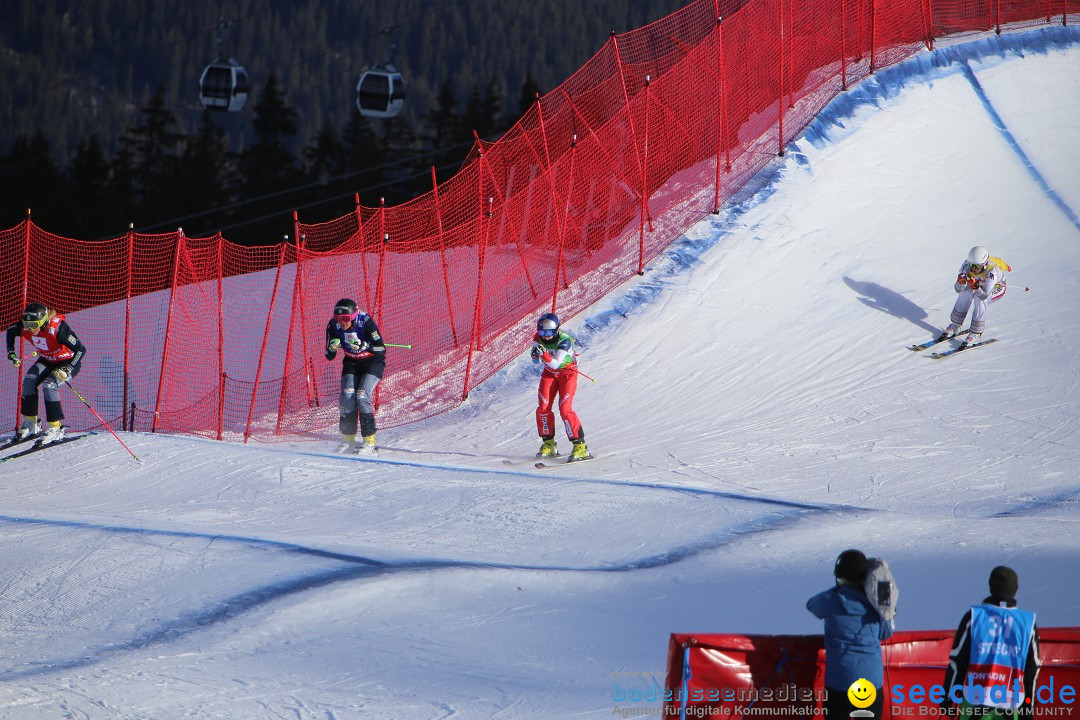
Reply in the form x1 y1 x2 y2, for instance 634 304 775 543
325 298 386 455
941 566 1041 719
806 549 893 720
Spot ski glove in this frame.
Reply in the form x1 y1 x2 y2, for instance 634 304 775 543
955 274 979 292
346 338 368 354
530 344 542 359
328 338 341 352
6 351 18 367
52 365 71 383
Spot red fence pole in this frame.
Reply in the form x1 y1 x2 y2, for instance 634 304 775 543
871 0 878 73
13 212 31 429
216 232 224 441
431 166 459 345
354 194 373 311
638 76 652 274
376 198 388 318
277 228 301 436
553 134 579 311
152 230 184 433
535 92 561 257
471 131 539 299
293 217 311 408
558 89 651 222
921 0 935 50
308 357 320 408
778 0 787 156
841 0 850 88
244 242 287 443
461 168 492 401
612 32 654 276
712 11 731 213
123 225 133 430
293 230 313 408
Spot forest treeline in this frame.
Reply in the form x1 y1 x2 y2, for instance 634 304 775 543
0 0 684 245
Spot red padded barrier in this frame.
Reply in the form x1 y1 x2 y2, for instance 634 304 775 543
662 630 1080 718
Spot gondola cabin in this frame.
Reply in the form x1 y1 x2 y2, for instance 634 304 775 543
355 65 406 118
199 59 250 112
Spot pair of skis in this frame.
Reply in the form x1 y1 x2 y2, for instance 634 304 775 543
535 453 596 469
909 329 997 358
0 430 93 463
500 451 601 470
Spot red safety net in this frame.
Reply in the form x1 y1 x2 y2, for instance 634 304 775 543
2 0 1074 441
661 629 1080 716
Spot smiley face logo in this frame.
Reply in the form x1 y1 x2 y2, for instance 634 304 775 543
847 678 876 709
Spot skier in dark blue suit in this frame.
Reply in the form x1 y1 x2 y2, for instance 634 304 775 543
325 298 386 454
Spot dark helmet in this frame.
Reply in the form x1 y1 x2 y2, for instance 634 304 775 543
333 298 359 323
21 302 49 331
834 549 868 583
536 312 560 340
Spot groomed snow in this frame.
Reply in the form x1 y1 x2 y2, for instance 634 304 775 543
1 27 1078 720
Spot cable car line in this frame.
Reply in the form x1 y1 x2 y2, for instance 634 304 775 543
124 135 479 237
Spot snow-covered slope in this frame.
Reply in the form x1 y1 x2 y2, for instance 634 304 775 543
1 28 1078 720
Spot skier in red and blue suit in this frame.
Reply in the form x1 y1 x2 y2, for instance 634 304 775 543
5 302 86 445
531 312 591 462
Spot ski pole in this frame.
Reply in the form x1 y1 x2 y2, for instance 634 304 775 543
64 381 140 462
385 342 413 349
577 368 597 383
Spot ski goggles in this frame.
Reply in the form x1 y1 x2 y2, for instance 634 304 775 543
334 310 359 325
537 327 557 339
22 316 47 331
968 263 985 274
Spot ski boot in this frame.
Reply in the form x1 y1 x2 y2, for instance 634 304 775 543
536 437 558 458
38 421 65 446
16 415 40 440
337 434 356 453
356 434 378 456
961 332 982 348
567 439 593 463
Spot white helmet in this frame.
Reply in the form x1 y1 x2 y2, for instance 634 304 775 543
967 245 989 267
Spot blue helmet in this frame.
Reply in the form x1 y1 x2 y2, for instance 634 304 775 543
536 312 559 340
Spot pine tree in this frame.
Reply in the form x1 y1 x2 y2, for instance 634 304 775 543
341 109 385 206
68 135 118 238
515 72 542 126
236 74 301 243
240 74 300 198
0 132 66 229
119 83 184 226
425 81 463 152
174 111 236 236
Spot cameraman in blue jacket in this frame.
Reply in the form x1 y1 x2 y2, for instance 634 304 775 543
807 549 893 720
